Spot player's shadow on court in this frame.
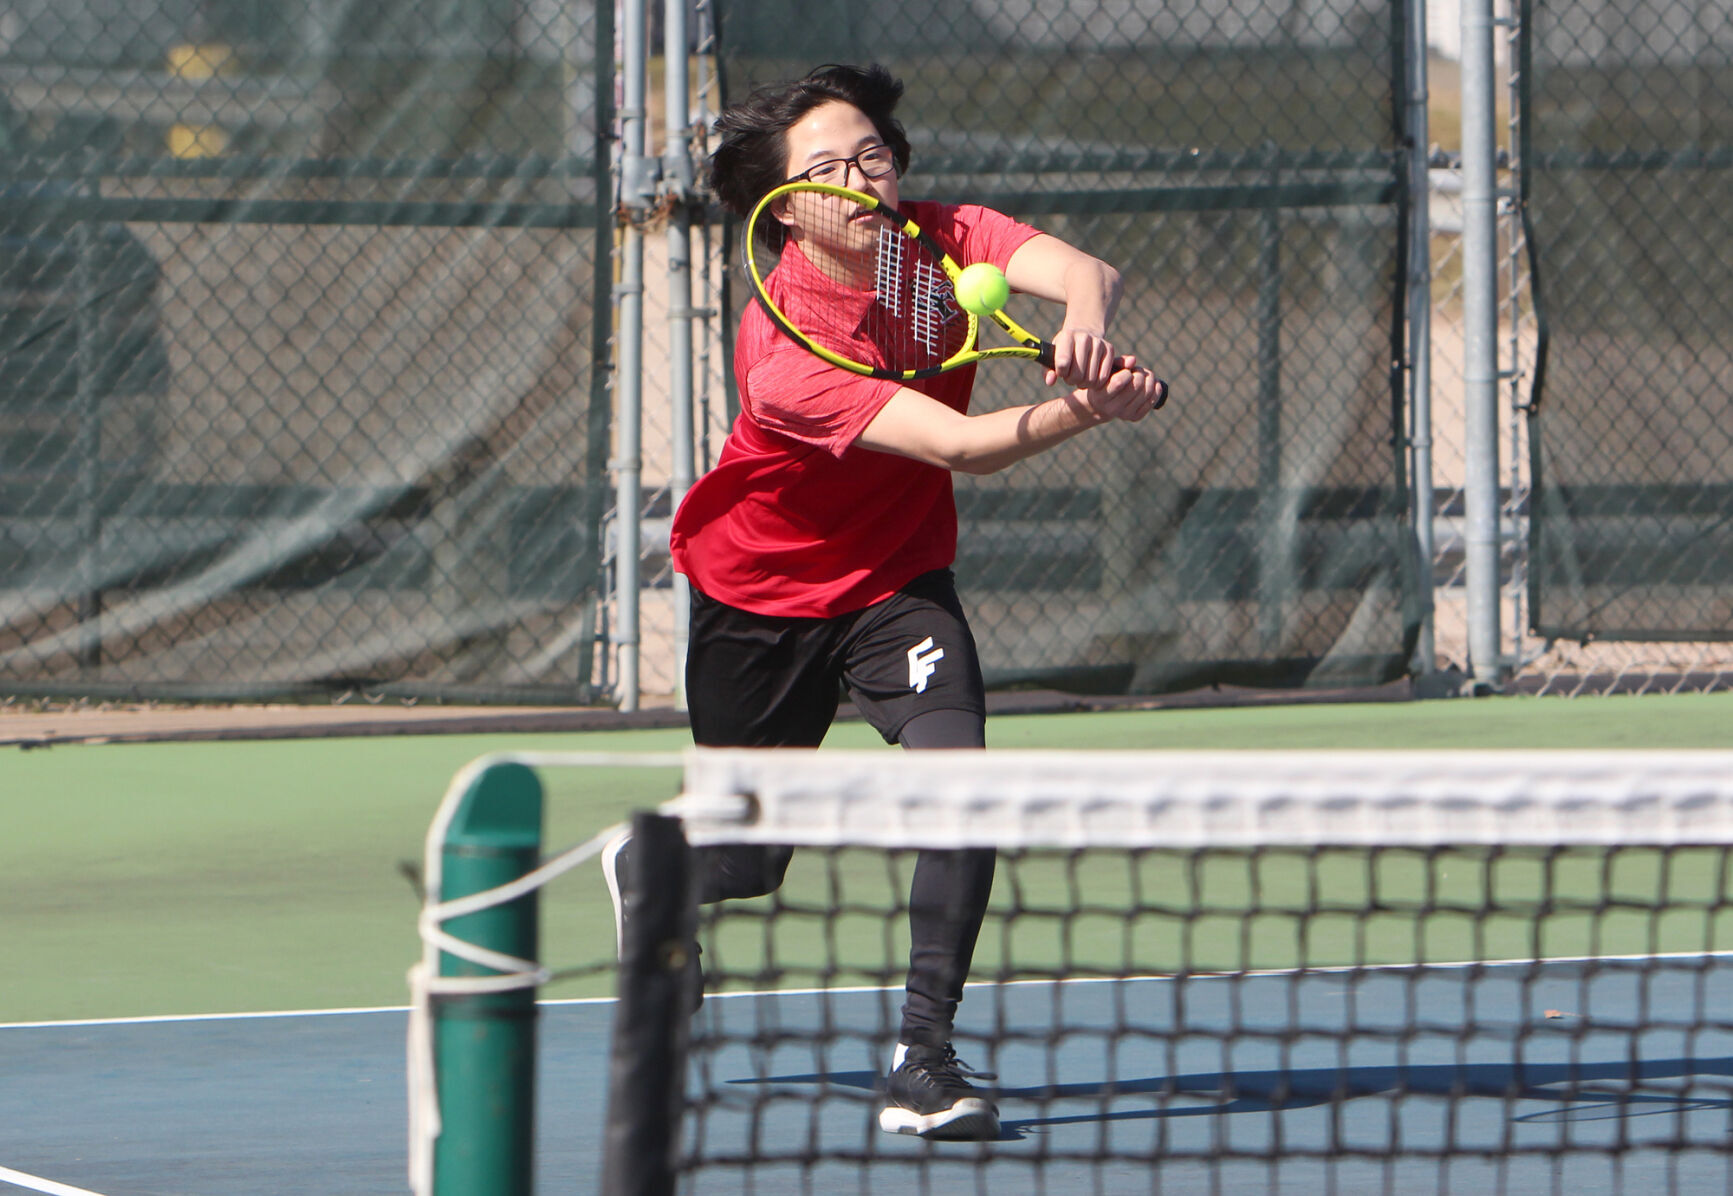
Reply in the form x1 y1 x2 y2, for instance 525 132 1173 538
739 1057 1733 1141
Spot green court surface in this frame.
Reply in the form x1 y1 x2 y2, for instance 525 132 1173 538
5 692 1731 1024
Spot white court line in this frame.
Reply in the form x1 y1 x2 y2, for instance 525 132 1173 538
0 1164 110 1196
0 1005 411 1031
0 999 617 1031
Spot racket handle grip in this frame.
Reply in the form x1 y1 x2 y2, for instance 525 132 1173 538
1032 343 1171 407
1036 342 1135 371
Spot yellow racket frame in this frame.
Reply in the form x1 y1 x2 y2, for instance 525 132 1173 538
744 181 1053 381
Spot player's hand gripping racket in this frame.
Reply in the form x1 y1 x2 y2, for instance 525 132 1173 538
746 181 1167 405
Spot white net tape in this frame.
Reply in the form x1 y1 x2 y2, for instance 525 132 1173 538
679 748 1733 849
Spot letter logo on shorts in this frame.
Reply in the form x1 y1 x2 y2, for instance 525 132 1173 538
907 636 945 693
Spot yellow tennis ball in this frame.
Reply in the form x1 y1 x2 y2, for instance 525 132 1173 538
953 263 1010 316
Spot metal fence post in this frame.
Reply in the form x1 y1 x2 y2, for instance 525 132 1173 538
665 0 697 713
73 220 103 676
1406 0 1437 680
1461 0 1506 692
1255 161 1287 658
616 0 654 713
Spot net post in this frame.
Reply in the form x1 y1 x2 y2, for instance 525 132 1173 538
433 760 543 1196
601 811 695 1196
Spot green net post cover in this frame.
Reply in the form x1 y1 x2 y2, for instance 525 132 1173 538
434 761 543 1196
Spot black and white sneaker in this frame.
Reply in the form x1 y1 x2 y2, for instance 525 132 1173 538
878 1043 1000 1140
601 829 704 1012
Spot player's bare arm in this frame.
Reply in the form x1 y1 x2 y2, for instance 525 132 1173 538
1004 234 1124 389
856 365 1163 476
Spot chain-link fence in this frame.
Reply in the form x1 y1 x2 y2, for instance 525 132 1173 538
0 0 613 702
1424 0 1733 696
4 0 1728 707
1512 0 1733 692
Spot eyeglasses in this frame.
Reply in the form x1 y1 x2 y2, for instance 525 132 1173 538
789 144 897 185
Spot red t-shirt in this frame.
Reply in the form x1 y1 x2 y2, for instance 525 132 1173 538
669 202 1041 617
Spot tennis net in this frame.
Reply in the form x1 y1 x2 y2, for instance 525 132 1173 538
600 748 1733 1195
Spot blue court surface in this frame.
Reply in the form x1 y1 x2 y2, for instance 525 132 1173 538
0 1002 610 1196
5 958 1732 1195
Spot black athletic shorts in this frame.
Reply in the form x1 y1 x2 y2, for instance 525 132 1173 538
685 568 987 748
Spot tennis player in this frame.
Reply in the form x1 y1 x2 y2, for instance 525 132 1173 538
609 62 1163 1142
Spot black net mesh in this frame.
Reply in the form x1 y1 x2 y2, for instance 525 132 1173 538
592 749 1733 1194
678 843 1733 1191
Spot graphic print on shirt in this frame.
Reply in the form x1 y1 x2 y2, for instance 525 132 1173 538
875 228 963 362
907 635 946 693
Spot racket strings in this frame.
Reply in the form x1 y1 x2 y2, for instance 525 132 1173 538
908 253 952 359
874 227 903 320
858 226 968 373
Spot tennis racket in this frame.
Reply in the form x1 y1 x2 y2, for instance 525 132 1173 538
746 181 1166 403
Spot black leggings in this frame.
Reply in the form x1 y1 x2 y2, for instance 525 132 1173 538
895 709 997 1049
696 708 995 1049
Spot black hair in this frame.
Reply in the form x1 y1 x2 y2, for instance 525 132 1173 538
707 63 911 250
